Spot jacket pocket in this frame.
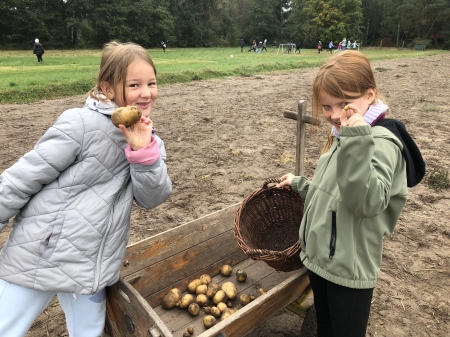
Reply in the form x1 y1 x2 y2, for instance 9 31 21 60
39 224 54 256
329 211 337 259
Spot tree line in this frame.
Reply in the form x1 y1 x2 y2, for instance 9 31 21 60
0 0 448 50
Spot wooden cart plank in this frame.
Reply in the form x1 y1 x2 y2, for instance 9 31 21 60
105 278 173 337
121 204 240 278
126 229 244 299
197 268 309 337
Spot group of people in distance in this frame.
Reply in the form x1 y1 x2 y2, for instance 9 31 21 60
2 37 424 337
318 38 359 54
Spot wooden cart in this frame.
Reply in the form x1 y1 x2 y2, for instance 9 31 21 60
104 100 319 337
104 203 311 337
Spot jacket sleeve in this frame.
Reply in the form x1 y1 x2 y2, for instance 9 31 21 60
291 176 310 199
0 109 82 231
337 125 403 218
128 134 172 209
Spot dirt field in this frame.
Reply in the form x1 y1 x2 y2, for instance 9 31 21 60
1 52 449 337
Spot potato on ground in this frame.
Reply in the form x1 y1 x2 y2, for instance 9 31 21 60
213 290 228 305
161 288 182 309
221 281 237 300
196 284 208 295
200 274 212 285
220 264 233 276
206 283 220 298
221 308 237 321
188 303 200 316
178 294 194 309
196 294 209 307
203 315 217 329
187 279 203 293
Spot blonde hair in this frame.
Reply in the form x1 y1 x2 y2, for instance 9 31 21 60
89 41 156 104
312 50 385 153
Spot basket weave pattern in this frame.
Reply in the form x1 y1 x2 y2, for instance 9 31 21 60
234 178 305 272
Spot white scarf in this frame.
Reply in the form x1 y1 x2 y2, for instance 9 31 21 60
331 100 389 139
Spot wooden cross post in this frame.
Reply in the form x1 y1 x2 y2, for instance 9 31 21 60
283 100 321 176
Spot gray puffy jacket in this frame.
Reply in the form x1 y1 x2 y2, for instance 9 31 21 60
0 97 172 295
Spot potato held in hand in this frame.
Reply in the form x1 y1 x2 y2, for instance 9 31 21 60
111 106 142 127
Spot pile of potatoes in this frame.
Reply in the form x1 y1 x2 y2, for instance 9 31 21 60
161 264 260 331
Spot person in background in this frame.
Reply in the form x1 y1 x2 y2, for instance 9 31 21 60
317 40 323 54
257 41 263 54
277 50 424 337
240 38 245 52
262 39 268 52
347 39 352 50
33 38 44 64
341 37 347 51
353 40 358 49
161 40 168 52
0 40 172 337
328 40 334 53
295 41 301 54
337 41 342 51
272 40 277 51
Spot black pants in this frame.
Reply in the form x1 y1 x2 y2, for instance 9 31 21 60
308 271 373 337
36 54 43 63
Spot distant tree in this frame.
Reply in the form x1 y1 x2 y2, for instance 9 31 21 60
300 0 363 46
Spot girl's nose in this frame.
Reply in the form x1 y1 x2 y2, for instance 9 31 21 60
331 107 341 120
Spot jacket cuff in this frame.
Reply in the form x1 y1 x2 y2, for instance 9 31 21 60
124 137 161 165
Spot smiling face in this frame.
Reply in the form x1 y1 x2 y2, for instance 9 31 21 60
320 88 375 131
102 59 157 118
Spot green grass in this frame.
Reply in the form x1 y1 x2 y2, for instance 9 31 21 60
0 47 446 104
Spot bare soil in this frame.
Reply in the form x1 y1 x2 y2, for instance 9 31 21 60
1 53 449 337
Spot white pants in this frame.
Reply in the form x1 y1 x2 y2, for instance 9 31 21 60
0 279 106 337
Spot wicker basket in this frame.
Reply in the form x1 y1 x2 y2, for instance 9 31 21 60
234 178 305 272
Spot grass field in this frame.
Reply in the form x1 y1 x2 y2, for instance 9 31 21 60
0 47 445 104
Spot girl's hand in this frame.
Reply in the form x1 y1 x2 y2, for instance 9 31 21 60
119 116 153 151
276 173 295 189
340 104 367 127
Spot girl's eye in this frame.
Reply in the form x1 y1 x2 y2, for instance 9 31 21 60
323 105 331 110
129 84 138 88
148 82 156 87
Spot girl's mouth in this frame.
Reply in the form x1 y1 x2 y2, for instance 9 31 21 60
136 102 150 109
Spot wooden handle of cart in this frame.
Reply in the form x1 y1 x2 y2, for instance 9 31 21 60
283 100 321 176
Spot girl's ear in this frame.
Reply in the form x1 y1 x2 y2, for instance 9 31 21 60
366 88 376 103
100 82 115 100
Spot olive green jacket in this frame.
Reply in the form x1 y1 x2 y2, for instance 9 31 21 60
292 124 408 289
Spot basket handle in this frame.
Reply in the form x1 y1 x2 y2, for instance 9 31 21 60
262 178 282 189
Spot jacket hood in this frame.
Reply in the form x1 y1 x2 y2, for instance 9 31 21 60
374 119 425 187
85 92 117 116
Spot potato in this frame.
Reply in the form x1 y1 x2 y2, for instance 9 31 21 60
204 306 211 314
196 284 208 295
221 282 237 300
217 302 228 312
220 264 233 276
187 279 203 293
203 315 217 329
206 283 220 298
221 308 237 321
213 290 228 305
178 294 194 309
196 294 209 307
111 106 142 128
200 274 212 285
188 302 200 316
210 306 221 318
235 269 247 282
259 288 266 295
183 332 190 337
161 288 182 309
187 326 194 335
239 293 251 306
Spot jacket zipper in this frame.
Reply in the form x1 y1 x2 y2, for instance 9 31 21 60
302 213 308 246
92 179 129 294
329 211 337 259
